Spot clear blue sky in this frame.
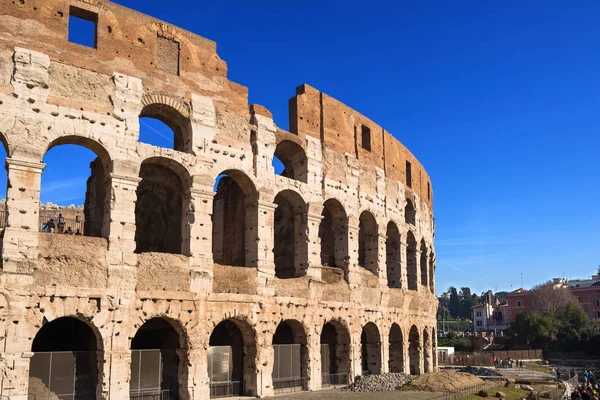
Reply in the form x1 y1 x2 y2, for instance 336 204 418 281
11 1 599 295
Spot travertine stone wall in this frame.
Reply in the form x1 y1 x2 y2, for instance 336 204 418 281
0 1 438 399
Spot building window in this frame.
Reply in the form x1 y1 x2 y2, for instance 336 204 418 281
476 321 482 327
406 161 412 188
361 125 371 151
476 311 482 317
517 300 522 308
68 6 98 48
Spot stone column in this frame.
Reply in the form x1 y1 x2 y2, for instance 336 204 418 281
106 349 132 400
377 232 387 286
414 249 422 292
305 203 324 280
421 251 430 289
185 186 215 294
254 199 276 286
106 171 140 290
380 330 390 374
349 332 362 381
400 241 408 289
1 351 33 400
346 222 361 292
255 330 274 397
2 158 44 276
307 332 321 391
403 337 411 375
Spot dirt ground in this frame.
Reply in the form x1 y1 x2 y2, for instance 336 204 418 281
270 389 442 400
407 371 484 392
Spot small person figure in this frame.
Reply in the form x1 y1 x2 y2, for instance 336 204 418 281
45 218 55 233
57 213 66 234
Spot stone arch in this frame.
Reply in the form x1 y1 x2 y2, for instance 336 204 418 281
273 140 308 183
135 157 190 255
274 189 308 279
386 221 401 288
320 320 351 386
140 95 193 153
41 135 114 238
208 318 257 397
389 323 404 373
423 327 432 373
360 322 381 375
29 316 102 399
405 199 416 225
272 319 309 392
130 317 189 399
212 170 258 267
358 211 378 275
0 129 11 156
420 239 428 288
319 198 349 275
408 325 421 375
406 231 418 291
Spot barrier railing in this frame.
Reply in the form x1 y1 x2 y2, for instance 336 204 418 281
39 216 102 237
428 381 497 400
273 377 307 394
129 388 173 400
322 372 349 387
209 381 243 398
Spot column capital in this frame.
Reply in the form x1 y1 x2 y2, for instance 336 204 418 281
257 199 277 211
6 157 45 172
306 212 323 223
110 173 141 185
348 224 359 232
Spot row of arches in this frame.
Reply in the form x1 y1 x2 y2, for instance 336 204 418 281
0 131 434 290
28 316 436 399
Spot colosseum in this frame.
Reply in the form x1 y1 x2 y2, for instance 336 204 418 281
0 1 437 399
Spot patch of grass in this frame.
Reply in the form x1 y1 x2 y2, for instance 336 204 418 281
459 386 529 400
522 362 553 374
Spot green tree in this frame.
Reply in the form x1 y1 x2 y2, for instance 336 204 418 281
508 312 559 348
449 287 460 318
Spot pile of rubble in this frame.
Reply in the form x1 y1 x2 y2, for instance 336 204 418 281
340 373 413 392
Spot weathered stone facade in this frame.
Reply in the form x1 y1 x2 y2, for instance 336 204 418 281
0 1 437 399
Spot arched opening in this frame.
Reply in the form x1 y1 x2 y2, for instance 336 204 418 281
360 323 381 375
320 321 350 387
409 325 421 375
272 320 308 393
274 190 307 279
405 199 416 225
386 221 401 288
319 199 349 275
212 171 257 267
130 318 185 399
139 102 193 153
429 254 435 293
389 324 404 373
423 328 432 373
272 140 308 183
40 139 111 238
29 317 100 399
420 240 428 288
208 319 257 397
135 159 189 255
407 231 418 291
358 211 378 275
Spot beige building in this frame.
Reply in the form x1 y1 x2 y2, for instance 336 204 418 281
0 1 437 399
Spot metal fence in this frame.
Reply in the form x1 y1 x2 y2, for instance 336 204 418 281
428 381 497 400
321 373 349 387
272 377 307 394
209 381 243 399
39 216 102 237
28 351 97 400
129 389 172 400
272 344 306 393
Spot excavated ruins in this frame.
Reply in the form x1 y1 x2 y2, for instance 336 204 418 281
0 1 438 399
